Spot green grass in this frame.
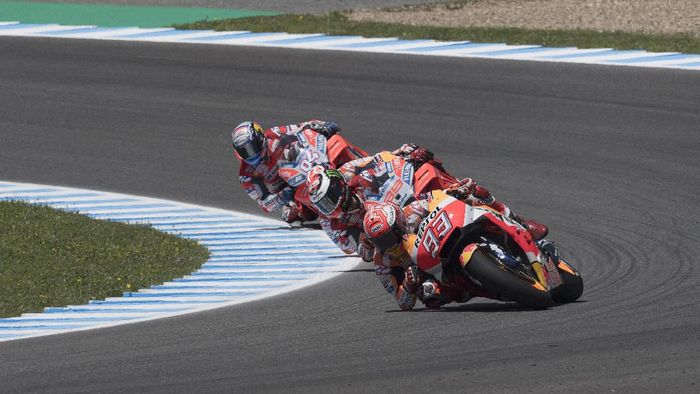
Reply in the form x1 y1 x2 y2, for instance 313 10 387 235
176 12 700 54
0 201 209 318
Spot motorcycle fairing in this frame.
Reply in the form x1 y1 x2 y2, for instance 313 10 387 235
293 183 321 215
414 162 457 194
472 209 566 290
404 190 463 281
479 210 541 264
327 134 369 164
404 190 560 290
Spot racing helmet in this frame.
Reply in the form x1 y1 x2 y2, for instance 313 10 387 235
307 166 350 218
363 202 407 253
232 121 266 166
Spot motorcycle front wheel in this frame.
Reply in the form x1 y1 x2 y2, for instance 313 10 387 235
465 250 554 309
550 259 584 304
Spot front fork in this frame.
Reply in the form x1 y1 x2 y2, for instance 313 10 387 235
533 239 564 290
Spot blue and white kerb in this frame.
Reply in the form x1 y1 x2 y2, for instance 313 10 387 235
0 21 699 71
0 181 359 342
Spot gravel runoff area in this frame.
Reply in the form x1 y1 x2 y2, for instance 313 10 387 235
348 0 700 36
19 1 699 36
22 0 449 13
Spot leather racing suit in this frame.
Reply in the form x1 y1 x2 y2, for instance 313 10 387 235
316 144 437 258
369 179 523 310
238 120 337 215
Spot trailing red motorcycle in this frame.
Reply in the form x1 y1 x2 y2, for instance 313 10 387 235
362 152 457 207
404 190 583 308
276 129 368 220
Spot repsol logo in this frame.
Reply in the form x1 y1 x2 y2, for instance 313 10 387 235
415 206 442 247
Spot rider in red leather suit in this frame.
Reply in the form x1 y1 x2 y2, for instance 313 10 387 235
305 144 548 271
304 144 441 258
364 179 549 310
232 119 339 222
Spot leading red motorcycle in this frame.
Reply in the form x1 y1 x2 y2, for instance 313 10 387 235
404 190 583 308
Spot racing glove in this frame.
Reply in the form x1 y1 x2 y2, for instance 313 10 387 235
409 147 435 166
310 120 340 138
358 233 375 262
392 143 419 156
397 267 419 311
446 178 476 200
470 185 495 205
281 202 301 223
402 266 420 295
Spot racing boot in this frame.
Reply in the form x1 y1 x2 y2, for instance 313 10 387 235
418 279 447 309
522 220 549 241
509 211 549 241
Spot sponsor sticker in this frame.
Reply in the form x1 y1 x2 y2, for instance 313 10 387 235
288 174 306 187
402 164 413 185
316 135 326 154
415 206 442 247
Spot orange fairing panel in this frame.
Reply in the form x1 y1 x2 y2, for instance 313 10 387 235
557 259 578 276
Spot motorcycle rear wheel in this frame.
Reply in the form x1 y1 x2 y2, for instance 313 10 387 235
465 251 554 309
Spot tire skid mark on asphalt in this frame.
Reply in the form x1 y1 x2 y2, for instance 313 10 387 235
553 201 700 332
0 181 359 342
0 21 699 71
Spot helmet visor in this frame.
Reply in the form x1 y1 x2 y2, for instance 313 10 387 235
314 180 346 217
373 228 402 253
236 138 263 163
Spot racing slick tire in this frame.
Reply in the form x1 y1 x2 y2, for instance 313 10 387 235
550 259 584 304
465 251 554 309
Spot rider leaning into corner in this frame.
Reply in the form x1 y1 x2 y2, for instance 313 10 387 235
309 164 549 310
363 181 551 310
305 144 444 259
231 119 340 222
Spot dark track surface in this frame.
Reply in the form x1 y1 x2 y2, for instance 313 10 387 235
1 37 699 392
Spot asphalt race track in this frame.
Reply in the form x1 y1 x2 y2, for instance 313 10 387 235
1 37 699 392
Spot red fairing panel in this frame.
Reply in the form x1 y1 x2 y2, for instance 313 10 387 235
483 212 541 262
414 198 465 273
327 134 368 165
413 163 457 194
